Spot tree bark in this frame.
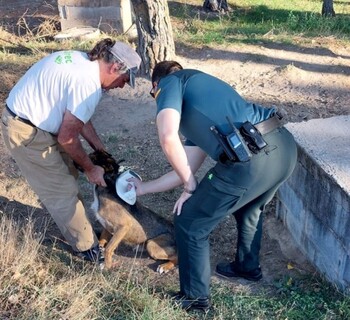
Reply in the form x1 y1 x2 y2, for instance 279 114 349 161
322 0 336 17
130 0 175 77
203 0 229 12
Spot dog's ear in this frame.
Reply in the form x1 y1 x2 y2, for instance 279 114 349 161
73 150 125 180
88 150 120 174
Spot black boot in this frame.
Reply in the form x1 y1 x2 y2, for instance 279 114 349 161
216 262 262 281
76 245 104 264
172 292 211 312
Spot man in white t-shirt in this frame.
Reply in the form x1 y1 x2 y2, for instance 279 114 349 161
1 38 141 263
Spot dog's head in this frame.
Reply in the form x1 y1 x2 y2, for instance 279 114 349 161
74 150 124 192
88 150 121 174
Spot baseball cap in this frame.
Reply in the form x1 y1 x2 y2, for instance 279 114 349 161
109 42 142 88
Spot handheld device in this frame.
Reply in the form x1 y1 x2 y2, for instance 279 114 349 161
210 126 236 161
240 121 267 150
226 117 252 162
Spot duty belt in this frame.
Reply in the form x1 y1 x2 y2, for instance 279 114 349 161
6 105 35 127
219 113 283 163
254 113 283 135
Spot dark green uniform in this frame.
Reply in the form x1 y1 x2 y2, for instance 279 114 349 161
156 70 297 299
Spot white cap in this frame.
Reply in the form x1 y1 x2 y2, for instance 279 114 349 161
109 42 142 88
115 170 142 205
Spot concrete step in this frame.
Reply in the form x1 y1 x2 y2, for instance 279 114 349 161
276 115 350 292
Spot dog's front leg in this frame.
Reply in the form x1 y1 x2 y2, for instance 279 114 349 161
99 228 112 248
103 225 130 269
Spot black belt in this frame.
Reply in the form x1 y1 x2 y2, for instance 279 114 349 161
219 113 283 163
6 105 35 127
254 113 283 135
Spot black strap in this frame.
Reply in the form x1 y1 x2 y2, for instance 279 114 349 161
254 114 282 135
6 105 35 127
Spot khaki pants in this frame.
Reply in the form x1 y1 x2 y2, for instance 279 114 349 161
1 108 98 252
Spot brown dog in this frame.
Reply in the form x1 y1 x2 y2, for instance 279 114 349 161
87 151 177 272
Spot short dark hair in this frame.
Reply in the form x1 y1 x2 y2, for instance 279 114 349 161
151 61 183 83
87 38 117 63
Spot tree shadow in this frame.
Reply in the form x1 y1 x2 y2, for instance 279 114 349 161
0 195 71 251
257 42 350 60
0 45 45 56
175 41 350 76
334 0 350 5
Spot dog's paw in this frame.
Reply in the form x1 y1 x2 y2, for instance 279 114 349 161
99 262 105 271
157 264 170 275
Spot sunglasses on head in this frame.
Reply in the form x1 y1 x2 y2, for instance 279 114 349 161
126 66 138 88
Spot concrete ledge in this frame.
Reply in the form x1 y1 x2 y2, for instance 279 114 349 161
276 115 350 292
58 0 133 34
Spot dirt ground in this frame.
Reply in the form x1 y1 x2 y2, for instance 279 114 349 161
1 0 350 297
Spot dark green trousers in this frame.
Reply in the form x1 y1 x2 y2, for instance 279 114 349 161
174 127 297 298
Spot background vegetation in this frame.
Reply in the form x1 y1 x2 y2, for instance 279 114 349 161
1 0 350 319
171 0 350 45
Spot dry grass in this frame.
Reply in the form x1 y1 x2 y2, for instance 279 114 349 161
0 215 79 318
15 10 59 40
0 214 186 319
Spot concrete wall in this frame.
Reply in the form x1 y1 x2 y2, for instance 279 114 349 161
276 115 350 292
57 0 133 34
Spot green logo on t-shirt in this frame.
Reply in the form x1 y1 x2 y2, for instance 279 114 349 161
55 51 73 64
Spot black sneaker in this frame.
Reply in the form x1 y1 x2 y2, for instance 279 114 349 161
76 245 104 264
172 292 211 312
216 262 262 281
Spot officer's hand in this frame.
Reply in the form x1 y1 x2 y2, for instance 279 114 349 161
85 165 107 187
173 191 193 216
127 177 144 196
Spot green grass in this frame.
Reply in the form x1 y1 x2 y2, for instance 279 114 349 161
212 277 350 319
1 214 349 319
170 0 350 45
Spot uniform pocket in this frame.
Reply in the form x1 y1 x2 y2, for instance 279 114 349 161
190 171 247 218
208 172 247 196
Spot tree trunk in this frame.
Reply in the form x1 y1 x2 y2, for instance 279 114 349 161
322 0 335 17
130 0 175 77
203 0 229 12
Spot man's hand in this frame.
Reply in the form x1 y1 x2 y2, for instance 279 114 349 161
85 165 106 187
58 111 107 187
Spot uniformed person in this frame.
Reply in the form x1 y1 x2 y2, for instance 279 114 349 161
131 61 297 311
